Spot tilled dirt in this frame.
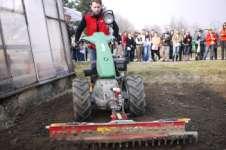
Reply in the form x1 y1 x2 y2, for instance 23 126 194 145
0 83 226 150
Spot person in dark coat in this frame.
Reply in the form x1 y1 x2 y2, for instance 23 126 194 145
183 32 192 61
126 33 136 62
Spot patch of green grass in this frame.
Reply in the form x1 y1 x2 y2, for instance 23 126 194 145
128 61 226 84
74 62 89 77
74 60 226 84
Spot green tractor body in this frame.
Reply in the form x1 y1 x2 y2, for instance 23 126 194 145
82 33 116 78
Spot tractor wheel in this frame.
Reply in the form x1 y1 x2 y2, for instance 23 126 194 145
126 75 146 116
72 78 92 122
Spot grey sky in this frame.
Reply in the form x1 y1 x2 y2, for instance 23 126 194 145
102 0 226 30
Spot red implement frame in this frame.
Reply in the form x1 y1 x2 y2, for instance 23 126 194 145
46 118 198 145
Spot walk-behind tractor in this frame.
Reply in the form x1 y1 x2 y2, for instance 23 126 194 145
46 11 198 149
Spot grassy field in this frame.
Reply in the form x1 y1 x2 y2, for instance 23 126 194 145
74 60 226 84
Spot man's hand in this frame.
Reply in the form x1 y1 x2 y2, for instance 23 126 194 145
73 41 80 51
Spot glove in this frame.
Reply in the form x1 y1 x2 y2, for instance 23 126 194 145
72 41 80 51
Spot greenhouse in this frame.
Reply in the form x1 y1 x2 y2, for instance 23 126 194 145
0 0 73 97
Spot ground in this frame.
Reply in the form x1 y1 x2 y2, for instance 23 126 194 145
0 61 226 150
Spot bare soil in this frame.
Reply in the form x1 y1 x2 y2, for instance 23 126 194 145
1 61 226 150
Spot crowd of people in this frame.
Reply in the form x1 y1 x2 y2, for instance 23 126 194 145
119 22 226 62
73 22 226 62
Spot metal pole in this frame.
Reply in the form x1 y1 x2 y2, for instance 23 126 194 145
0 15 13 87
56 0 73 72
22 0 39 82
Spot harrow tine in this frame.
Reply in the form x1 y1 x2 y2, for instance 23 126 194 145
157 139 161 146
84 135 197 149
189 136 193 144
125 142 129 148
176 138 180 145
90 143 96 150
183 136 186 144
164 139 168 145
112 143 115 149
119 143 122 149
151 139 155 146
132 141 135 148
102 143 106 149
98 143 101 149
170 138 175 145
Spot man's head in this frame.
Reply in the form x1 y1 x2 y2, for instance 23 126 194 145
128 33 132 38
90 0 103 16
208 28 213 33
64 14 71 23
154 31 158 37
223 22 226 29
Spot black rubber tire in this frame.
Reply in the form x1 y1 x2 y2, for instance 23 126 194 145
126 75 146 116
72 78 92 122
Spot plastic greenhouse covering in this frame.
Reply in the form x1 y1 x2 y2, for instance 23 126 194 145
0 0 73 96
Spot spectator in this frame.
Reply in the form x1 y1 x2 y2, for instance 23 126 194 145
214 33 219 60
220 22 226 60
160 31 171 61
183 32 192 61
195 30 205 60
121 32 128 57
149 31 155 61
151 32 161 61
169 30 174 59
204 28 218 60
172 30 183 61
135 33 143 62
113 40 124 58
65 14 75 46
126 33 136 62
143 32 151 62
79 42 86 61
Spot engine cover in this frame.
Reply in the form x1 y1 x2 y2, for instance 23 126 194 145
92 79 119 110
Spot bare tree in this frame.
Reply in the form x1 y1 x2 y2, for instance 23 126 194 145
115 14 135 33
169 17 188 33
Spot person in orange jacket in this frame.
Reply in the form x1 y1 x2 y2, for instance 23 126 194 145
204 28 218 60
220 22 226 60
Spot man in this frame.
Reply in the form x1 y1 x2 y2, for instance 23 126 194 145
204 28 218 60
169 30 174 59
161 31 171 61
126 33 136 62
121 32 128 56
135 33 143 62
220 22 226 60
75 0 119 70
65 14 75 46
195 30 205 60
183 32 192 61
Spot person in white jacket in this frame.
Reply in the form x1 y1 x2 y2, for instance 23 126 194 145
135 33 143 62
143 32 152 62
